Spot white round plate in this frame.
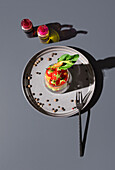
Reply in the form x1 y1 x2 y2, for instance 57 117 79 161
22 46 95 117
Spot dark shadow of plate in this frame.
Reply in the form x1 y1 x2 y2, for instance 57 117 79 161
68 46 104 116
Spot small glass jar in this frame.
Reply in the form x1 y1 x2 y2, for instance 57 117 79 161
21 19 33 38
44 69 72 94
37 25 50 43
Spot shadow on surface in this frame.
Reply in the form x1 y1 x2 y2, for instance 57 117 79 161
68 47 104 115
97 57 115 70
65 64 95 93
69 47 115 156
82 109 91 156
74 48 115 114
32 22 87 43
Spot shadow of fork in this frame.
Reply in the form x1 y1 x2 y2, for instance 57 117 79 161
81 109 91 156
77 92 91 157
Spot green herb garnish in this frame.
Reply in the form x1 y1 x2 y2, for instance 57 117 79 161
57 54 79 70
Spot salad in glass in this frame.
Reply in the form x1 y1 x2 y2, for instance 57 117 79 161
44 54 79 93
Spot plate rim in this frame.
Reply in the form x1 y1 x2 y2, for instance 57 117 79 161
21 45 96 117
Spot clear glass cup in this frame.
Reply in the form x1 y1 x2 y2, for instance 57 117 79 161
44 69 72 94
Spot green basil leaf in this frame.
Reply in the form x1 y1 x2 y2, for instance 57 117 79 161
58 54 69 62
71 54 79 62
59 63 72 70
58 54 79 70
65 55 73 60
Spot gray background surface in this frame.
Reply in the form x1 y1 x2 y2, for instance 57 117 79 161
0 0 115 170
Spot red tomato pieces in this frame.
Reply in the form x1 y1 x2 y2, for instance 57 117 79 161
46 67 68 86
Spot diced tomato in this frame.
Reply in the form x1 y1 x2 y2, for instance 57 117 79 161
46 67 55 77
51 70 58 80
49 79 55 86
61 69 67 73
46 69 51 77
57 70 61 75
56 78 60 86
60 70 67 77
52 70 58 75
60 80 65 85
55 67 58 71
51 74 57 80
49 79 52 84
46 66 68 86
64 75 68 81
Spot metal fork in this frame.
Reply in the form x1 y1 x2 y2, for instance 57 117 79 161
76 91 83 157
76 91 92 157
76 91 91 156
